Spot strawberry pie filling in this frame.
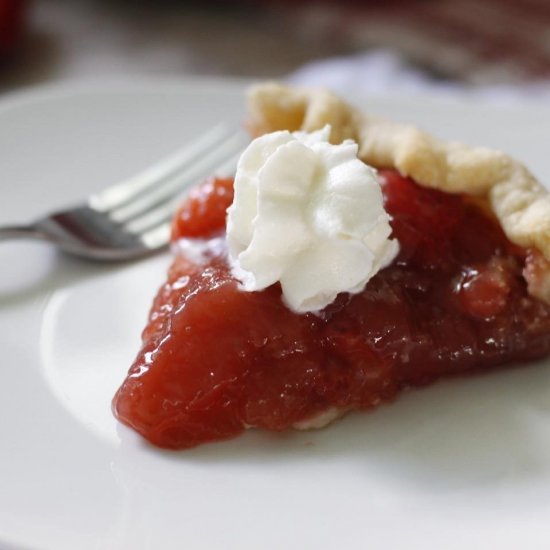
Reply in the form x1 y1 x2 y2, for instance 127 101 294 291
112 170 550 449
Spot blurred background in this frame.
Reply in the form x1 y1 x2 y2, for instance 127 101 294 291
1 0 550 97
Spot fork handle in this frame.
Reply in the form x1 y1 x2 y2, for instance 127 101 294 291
0 224 47 242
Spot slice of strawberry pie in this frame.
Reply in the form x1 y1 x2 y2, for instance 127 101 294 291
113 83 550 450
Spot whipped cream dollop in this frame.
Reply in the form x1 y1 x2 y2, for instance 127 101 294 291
226 126 399 313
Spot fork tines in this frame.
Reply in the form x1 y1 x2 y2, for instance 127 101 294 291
89 125 248 239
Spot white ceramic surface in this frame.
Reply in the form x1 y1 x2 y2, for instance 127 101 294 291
1 78 550 550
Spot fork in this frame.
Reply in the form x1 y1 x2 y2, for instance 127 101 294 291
0 125 248 261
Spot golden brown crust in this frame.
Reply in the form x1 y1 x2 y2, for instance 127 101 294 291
524 251 550 305
247 82 550 303
247 82 361 145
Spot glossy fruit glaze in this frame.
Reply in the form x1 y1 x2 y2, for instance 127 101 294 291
113 171 550 449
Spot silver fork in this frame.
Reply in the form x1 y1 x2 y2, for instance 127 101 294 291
0 125 248 261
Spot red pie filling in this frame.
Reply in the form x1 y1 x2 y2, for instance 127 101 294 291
113 170 550 449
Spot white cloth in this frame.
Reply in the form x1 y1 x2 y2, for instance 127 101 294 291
289 50 550 105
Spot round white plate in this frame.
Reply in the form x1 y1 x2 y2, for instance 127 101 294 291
1 78 550 550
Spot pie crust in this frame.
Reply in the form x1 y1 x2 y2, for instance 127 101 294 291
248 82 550 304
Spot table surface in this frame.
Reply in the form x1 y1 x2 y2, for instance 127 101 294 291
2 0 550 96
1 1 348 93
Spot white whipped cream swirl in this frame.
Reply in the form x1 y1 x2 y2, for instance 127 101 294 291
226 126 399 313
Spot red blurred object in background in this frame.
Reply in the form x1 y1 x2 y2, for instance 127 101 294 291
0 0 26 58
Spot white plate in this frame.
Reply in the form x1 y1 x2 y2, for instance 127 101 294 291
1 78 550 550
